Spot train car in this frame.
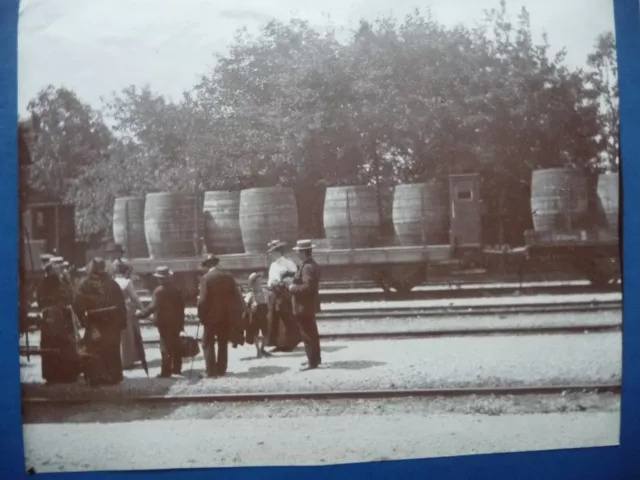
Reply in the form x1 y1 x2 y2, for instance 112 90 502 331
21 169 621 302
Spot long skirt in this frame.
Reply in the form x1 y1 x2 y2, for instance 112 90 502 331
40 307 81 384
121 308 144 369
267 290 301 351
82 321 124 386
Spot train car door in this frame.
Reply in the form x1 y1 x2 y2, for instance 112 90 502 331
449 174 482 247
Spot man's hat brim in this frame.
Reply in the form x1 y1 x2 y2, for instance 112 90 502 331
153 270 174 278
293 243 315 251
267 241 287 253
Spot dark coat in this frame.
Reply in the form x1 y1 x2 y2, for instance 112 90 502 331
289 258 321 316
74 273 127 330
137 282 185 331
197 267 244 326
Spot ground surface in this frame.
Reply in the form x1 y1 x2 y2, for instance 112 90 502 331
21 333 622 399
23 392 620 473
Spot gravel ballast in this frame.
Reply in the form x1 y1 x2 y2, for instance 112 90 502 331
20 333 622 400
23 407 619 472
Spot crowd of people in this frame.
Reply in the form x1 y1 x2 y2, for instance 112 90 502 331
30 238 322 387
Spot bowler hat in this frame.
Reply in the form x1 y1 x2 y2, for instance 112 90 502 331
40 253 53 263
292 239 315 251
200 254 220 268
153 266 174 278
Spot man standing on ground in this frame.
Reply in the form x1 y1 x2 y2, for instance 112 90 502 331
136 266 185 378
197 254 242 377
289 240 322 371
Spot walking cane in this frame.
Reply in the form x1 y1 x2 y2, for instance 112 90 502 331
188 322 201 379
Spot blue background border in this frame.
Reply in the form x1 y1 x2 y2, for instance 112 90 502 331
1 0 638 478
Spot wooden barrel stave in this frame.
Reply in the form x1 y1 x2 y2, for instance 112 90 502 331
203 190 244 255
597 173 619 230
113 196 148 259
323 186 381 249
239 187 299 254
530 168 589 233
392 181 449 246
144 193 201 259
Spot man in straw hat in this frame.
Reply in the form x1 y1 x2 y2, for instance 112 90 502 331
197 254 243 377
289 239 322 370
137 266 185 378
265 239 301 353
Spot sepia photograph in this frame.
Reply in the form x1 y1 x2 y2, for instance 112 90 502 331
17 0 622 474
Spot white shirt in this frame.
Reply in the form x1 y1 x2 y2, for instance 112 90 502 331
267 256 298 287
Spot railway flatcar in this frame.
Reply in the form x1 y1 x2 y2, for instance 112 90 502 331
20 169 621 302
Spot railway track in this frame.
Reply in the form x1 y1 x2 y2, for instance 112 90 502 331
157 298 623 325
20 318 622 357
160 280 621 305
24 280 621 319
21 383 621 407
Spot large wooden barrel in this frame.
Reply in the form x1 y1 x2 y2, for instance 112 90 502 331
144 193 201 259
323 186 381 249
597 173 619 230
530 168 589 232
238 187 299 253
392 181 450 246
112 196 148 259
203 191 244 254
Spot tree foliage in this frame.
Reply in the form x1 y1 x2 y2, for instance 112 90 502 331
21 3 619 245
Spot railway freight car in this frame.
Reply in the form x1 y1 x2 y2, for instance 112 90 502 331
21 169 621 302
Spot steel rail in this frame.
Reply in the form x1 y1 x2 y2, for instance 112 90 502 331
19 323 622 357
22 383 621 407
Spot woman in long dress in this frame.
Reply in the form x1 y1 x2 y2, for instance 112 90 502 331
36 263 82 384
74 257 127 386
265 240 301 352
112 262 145 369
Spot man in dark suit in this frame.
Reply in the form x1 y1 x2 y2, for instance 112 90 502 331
288 240 322 370
197 254 242 377
136 266 185 378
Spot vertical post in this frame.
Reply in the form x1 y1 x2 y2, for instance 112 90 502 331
193 192 200 256
54 205 60 255
567 183 572 233
346 189 354 288
420 184 428 286
125 201 132 259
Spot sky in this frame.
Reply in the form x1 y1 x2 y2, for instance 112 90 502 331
17 0 616 115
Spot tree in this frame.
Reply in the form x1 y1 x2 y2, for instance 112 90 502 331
585 31 619 172
25 86 116 238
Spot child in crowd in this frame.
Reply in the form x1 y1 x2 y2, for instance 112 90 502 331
244 272 271 358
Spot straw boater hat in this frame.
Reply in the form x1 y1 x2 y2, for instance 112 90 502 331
153 266 173 278
248 272 262 284
40 253 53 265
267 239 287 253
200 254 220 268
50 256 65 266
292 239 315 251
